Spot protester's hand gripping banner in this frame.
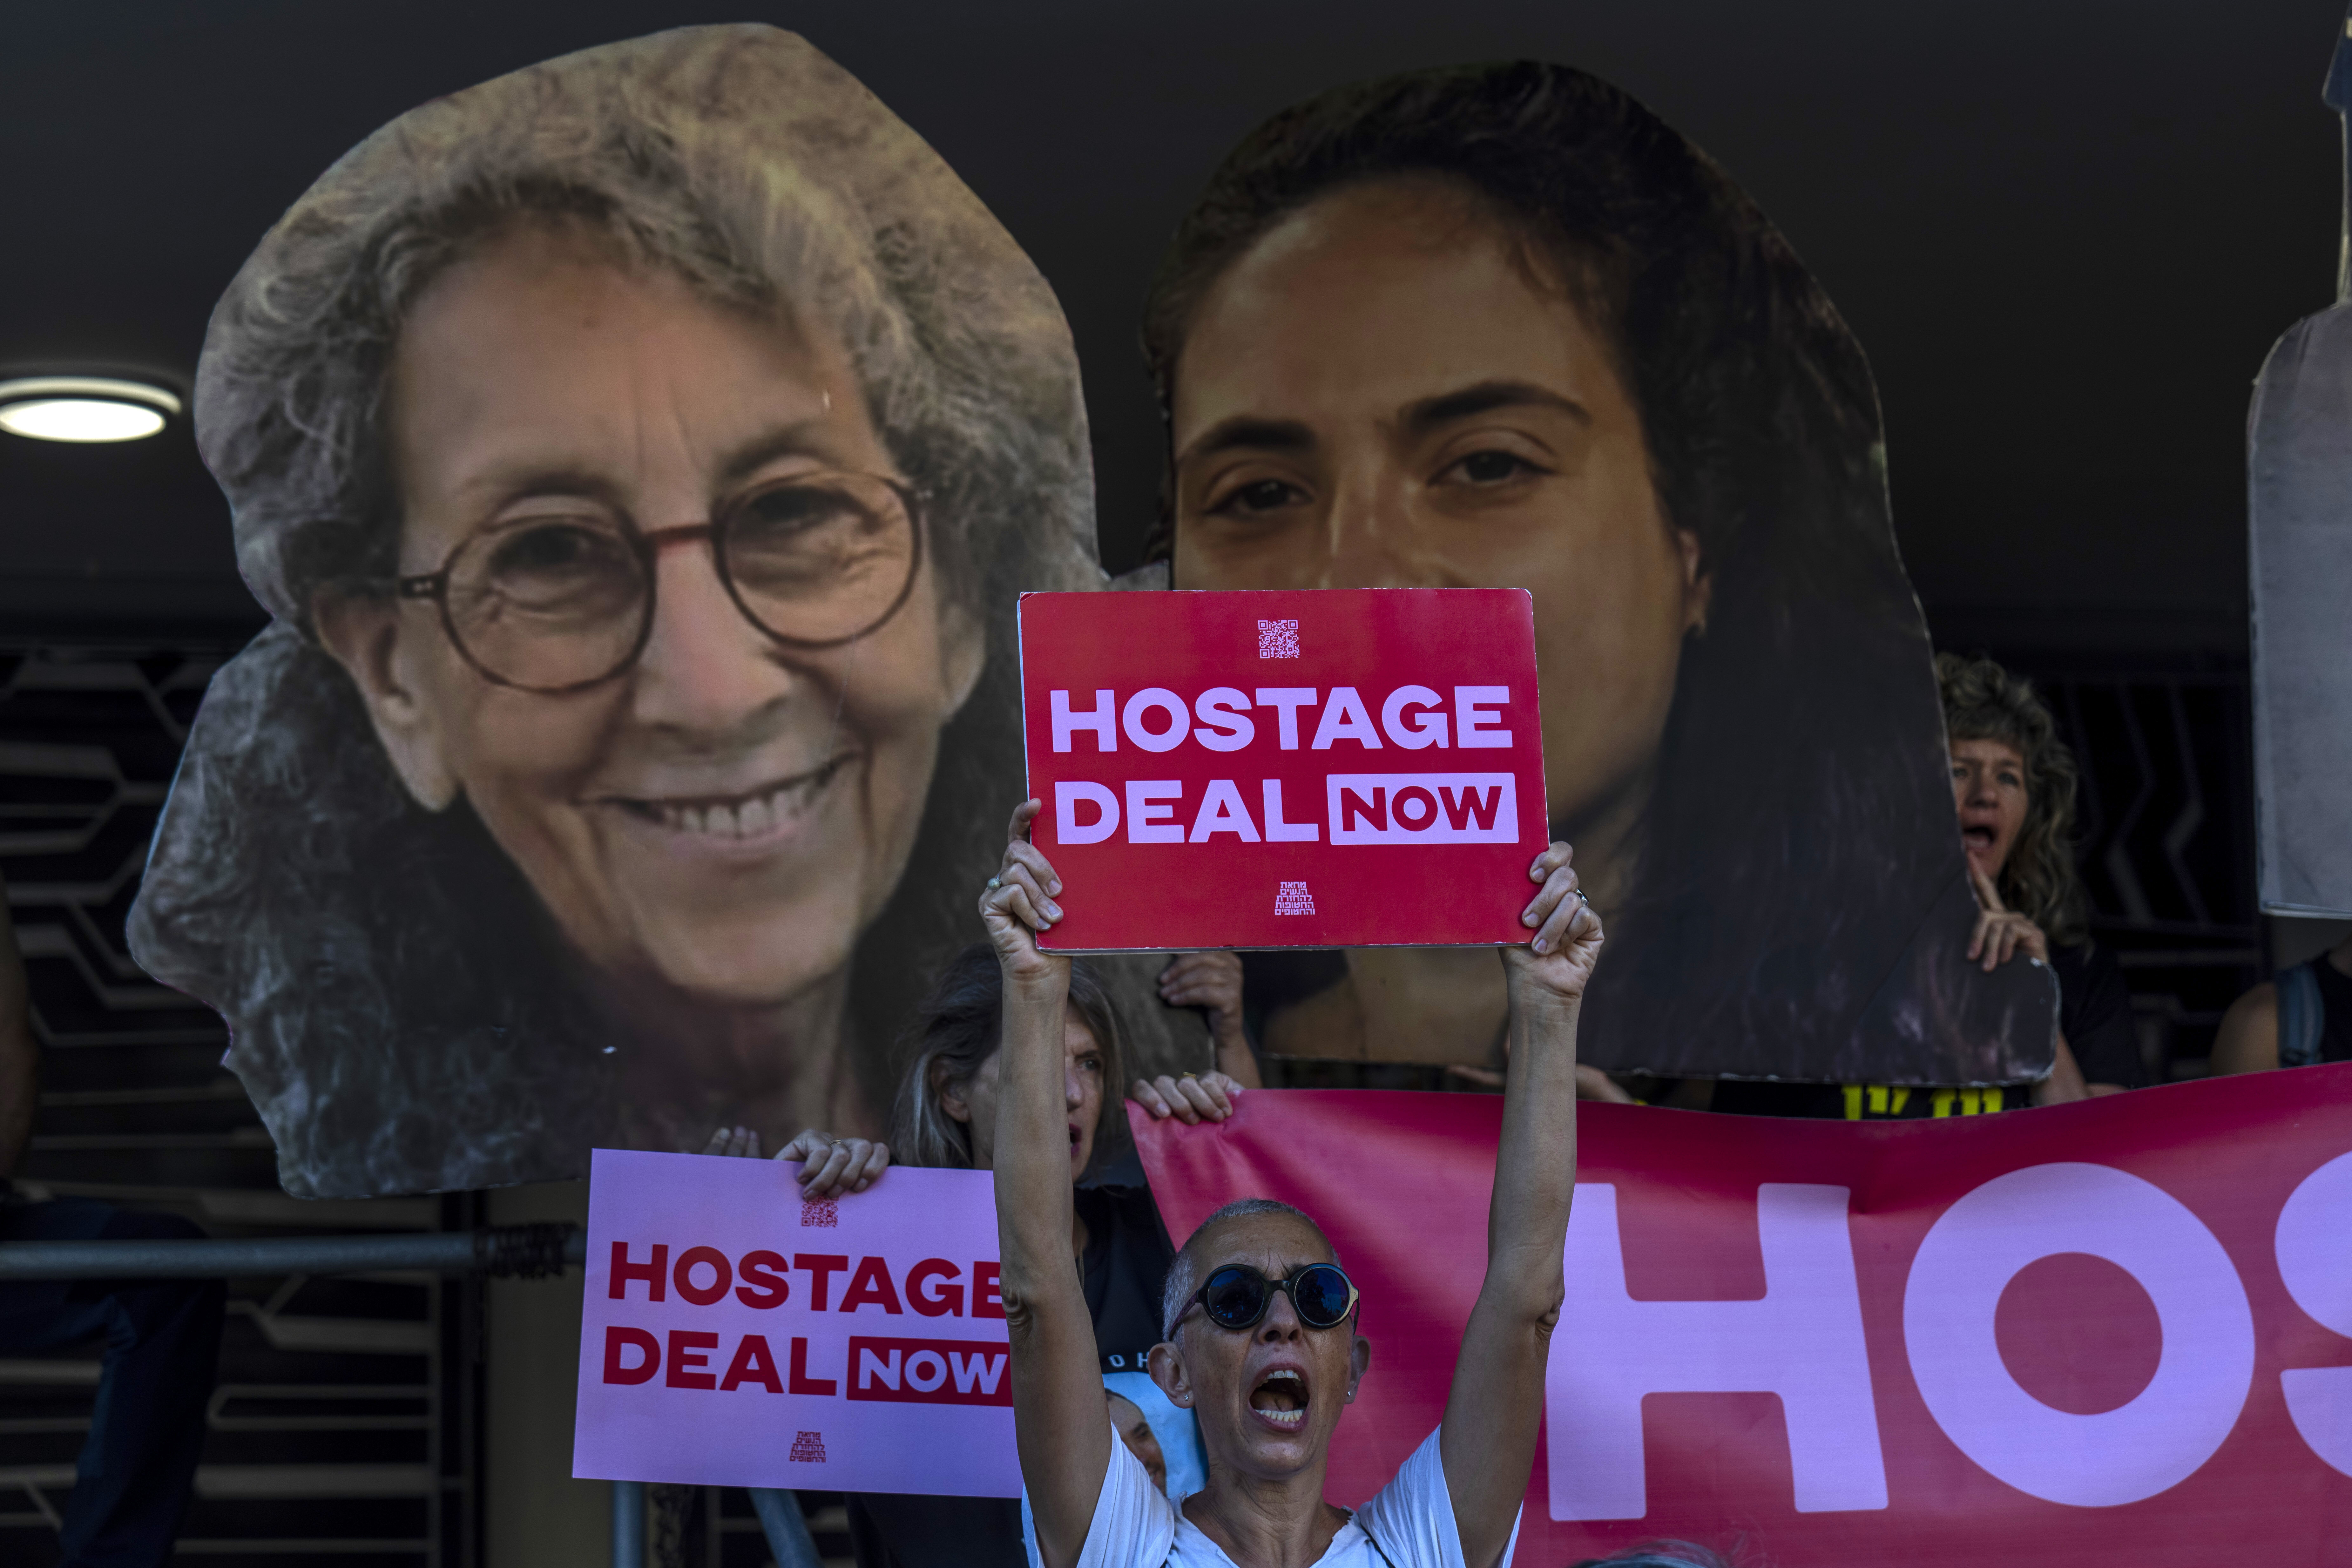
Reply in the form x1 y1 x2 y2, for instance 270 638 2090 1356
1134 1068 2352 1565
1019 587 1547 950
572 1150 1017 1495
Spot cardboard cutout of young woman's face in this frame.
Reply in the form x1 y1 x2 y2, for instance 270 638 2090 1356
1157 81 2053 1088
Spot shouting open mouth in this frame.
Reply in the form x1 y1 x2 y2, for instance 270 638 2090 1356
1249 1367 1310 1432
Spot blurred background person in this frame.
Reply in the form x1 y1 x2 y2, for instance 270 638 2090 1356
2213 928 2352 1072
0 875 225 1565
1107 1389 1170 1495
1571 1548 1731 1568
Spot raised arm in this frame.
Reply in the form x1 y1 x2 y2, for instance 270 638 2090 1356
1440 842 1601 1568
982 801 1110 1568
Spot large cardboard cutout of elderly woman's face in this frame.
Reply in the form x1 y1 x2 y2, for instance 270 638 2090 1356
123 27 1193 1199
316 224 982 1007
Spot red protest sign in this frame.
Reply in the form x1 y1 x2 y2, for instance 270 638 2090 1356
1132 1066 2352 1566
1018 588 1547 951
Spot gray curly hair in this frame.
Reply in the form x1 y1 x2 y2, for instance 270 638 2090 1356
198 23 1092 628
127 26 1125 1197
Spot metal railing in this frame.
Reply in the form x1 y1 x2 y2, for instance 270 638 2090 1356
0 1221 582 1281
0 1224 825 1568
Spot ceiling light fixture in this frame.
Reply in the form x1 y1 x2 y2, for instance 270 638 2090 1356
0 376 183 443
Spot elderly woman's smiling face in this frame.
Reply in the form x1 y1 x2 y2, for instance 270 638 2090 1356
317 220 983 1007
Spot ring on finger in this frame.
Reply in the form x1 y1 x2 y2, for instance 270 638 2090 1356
985 875 1001 891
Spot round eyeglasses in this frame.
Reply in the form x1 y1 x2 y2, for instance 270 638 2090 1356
391 471 924 695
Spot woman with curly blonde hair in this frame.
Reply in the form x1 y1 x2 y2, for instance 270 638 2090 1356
1938 652 2142 1101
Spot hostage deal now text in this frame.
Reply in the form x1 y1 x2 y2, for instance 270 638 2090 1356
1019 588 1548 950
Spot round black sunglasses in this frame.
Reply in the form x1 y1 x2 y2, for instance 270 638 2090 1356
1178 1262 1360 1335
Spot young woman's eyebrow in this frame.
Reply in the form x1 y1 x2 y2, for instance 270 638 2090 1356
1400 378 1590 437
1175 415 1317 469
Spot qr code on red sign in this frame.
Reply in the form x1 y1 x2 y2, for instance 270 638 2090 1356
1257 618 1300 659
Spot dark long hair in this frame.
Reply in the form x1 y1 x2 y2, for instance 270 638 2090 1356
1140 63 1988 1077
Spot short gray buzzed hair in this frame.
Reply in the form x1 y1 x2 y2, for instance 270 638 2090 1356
1160 1197 1343 1341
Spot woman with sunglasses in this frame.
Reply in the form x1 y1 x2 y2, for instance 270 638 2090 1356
985 801 1598 1568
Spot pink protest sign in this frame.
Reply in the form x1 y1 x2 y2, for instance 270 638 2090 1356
1019 587 1547 952
572 1148 1017 1495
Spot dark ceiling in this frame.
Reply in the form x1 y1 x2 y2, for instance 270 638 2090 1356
1 0 2341 656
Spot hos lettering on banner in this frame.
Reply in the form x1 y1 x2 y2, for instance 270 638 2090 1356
1548 1185 1885 1519
1902 1164 2253 1507
2273 1150 2352 1478
1545 1160 2352 1521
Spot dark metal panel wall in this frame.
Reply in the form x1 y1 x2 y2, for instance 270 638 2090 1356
0 644 483 1568
2024 667 2265 1081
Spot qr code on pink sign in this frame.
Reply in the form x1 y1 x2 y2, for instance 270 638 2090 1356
1257 618 1300 659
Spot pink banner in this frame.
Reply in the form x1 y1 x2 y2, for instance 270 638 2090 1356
1019 587 1547 951
572 1149 1018 1495
1131 1066 2352 1564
